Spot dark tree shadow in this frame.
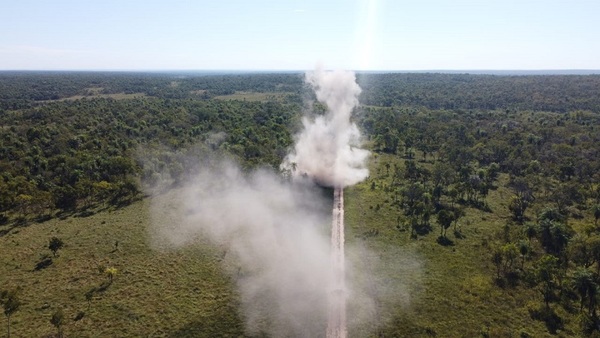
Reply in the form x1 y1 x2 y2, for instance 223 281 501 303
529 305 564 334
458 198 492 212
436 236 454 246
415 224 433 236
493 277 506 288
75 210 96 218
73 311 85 321
453 230 466 239
541 308 563 334
35 214 53 223
505 271 520 288
0 217 33 237
96 281 112 293
34 255 53 271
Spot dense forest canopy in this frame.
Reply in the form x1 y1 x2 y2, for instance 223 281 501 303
357 73 600 112
1 71 599 220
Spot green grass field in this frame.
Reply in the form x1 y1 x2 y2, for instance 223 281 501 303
1 195 243 337
41 91 147 102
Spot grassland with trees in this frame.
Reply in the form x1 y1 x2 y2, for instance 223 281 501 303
1 71 599 336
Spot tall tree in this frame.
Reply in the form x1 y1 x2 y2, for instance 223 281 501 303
437 209 454 238
535 255 560 309
571 268 597 315
593 204 600 226
1 290 21 338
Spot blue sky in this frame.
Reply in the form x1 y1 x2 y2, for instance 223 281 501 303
1 0 598 71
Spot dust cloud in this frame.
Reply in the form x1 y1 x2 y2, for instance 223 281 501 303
281 67 370 188
148 156 420 336
149 158 332 336
147 69 418 337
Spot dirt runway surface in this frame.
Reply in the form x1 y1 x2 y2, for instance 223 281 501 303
327 187 346 338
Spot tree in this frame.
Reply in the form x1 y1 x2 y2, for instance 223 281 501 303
534 255 560 308
377 130 399 154
93 181 114 205
486 162 500 183
437 209 454 238
48 237 64 257
432 161 455 192
105 267 117 283
538 219 572 257
15 194 33 218
492 249 503 279
518 240 530 269
54 185 78 211
111 177 139 205
447 186 459 207
404 134 415 158
384 162 390 176
1 289 21 338
571 268 597 315
50 308 64 338
524 222 537 241
508 177 534 223
539 207 566 223
400 182 425 214
502 243 519 274
549 182 583 215
593 204 600 226
569 235 594 268
452 208 465 233
508 195 529 224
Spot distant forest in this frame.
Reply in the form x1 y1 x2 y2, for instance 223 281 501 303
1 71 599 222
2 71 600 112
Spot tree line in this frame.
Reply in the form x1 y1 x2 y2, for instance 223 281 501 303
0 93 297 222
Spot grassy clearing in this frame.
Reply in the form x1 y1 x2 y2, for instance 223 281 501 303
0 196 243 337
67 92 146 100
213 91 291 102
40 92 147 102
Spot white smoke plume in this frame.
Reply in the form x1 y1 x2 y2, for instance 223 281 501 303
150 158 332 336
146 68 418 336
148 157 420 336
282 67 370 187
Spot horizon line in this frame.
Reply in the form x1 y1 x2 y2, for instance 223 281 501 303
1 69 600 75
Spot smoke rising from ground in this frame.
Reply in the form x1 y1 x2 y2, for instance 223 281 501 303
146 68 418 335
150 158 331 336
282 68 370 187
148 155 420 336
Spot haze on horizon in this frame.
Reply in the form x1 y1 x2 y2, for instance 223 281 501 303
1 0 598 71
